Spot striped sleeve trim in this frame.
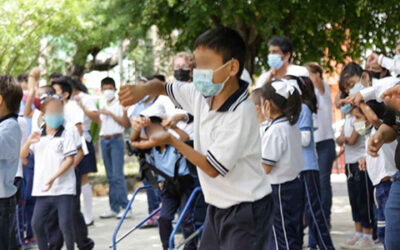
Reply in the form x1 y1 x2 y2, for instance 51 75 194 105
64 149 78 157
165 82 182 109
206 150 229 176
262 158 276 166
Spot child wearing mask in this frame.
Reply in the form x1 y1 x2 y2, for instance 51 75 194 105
97 77 131 218
20 95 79 250
260 79 304 250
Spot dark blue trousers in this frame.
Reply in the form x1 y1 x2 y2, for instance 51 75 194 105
143 178 162 214
23 154 36 239
345 163 374 228
46 168 94 250
32 195 75 250
199 194 273 250
300 171 334 250
385 171 400 249
158 186 196 250
0 196 16 250
316 139 335 222
270 177 303 250
374 180 391 246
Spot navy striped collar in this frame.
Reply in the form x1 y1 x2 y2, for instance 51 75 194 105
41 125 65 137
206 79 249 112
0 113 18 124
264 115 288 132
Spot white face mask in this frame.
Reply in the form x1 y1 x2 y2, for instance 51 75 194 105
103 89 115 101
354 120 372 136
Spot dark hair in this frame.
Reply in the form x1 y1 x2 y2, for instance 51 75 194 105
286 75 318 113
268 36 294 61
304 62 323 78
0 75 23 114
39 85 55 95
17 74 28 84
261 80 302 125
339 62 363 94
194 26 246 77
150 74 166 82
51 77 73 100
49 72 63 79
149 116 162 124
250 88 263 106
101 77 116 89
70 76 88 93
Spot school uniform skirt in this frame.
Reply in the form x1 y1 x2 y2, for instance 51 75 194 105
78 140 97 175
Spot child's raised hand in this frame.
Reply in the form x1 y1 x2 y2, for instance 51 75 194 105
130 116 150 130
29 67 41 80
28 67 40 93
28 131 41 144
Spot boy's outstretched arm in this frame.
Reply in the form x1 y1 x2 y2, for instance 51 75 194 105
118 79 167 107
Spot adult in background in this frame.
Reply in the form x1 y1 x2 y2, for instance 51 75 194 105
305 62 335 228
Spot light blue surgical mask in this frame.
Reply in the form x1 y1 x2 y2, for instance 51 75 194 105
341 104 352 114
267 54 284 69
193 60 232 97
395 54 400 62
349 82 365 96
44 114 64 129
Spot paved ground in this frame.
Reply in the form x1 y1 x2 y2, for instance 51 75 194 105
34 174 385 249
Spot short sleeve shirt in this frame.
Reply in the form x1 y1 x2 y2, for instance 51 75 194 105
30 126 78 196
262 116 304 185
78 92 98 141
165 80 271 208
297 104 318 171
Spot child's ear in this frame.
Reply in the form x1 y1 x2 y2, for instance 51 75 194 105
229 59 240 77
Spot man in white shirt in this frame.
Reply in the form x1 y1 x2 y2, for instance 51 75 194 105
255 36 309 89
97 77 131 219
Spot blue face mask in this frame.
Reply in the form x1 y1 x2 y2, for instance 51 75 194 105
341 104 352 114
395 55 400 62
267 54 284 69
44 114 64 129
349 82 365 96
193 60 232 97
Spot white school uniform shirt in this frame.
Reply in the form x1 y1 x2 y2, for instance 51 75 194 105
165 80 271 209
99 98 125 136
30 126 79 196
343 115 366 164
64 100 84 129
261 116 304 185
314 82 334 142
255 65 309 89
16 117 28 178
365 127 398 186
78 92 98 142
379 54 400 76
360 77 400 103
31 109 42 133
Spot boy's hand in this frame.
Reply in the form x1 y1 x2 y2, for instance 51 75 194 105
381 85 400 111
339 92 364 106
28 131 41 144
367 53 379 66
130 116 150 130
162 117 178 129
42 178 55 192
119 85 143 107
28 67 40 93
358 157 366 171
368 132 384 157
29 67 41 80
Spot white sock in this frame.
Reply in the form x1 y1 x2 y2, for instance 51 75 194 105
363 233 373 241
82 183 93 224
355 232 363 238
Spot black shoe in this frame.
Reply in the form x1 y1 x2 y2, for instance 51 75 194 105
86 220 94 227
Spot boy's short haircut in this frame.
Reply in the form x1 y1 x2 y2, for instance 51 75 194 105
268 36 294 61
0 75 23 114
51 77 73 100
249 88 263 106
150 74 166 82
50 72 63 79
194 26 246 77
39 85 56 95
101 77 116 89
17 74 28 84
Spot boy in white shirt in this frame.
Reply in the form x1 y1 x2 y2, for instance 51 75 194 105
97 77 130 219
20 95 78 250
119 27 273 250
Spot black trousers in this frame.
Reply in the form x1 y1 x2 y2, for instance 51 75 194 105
199 194 274 250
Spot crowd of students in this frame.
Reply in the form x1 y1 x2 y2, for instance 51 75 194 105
1 25 400 250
